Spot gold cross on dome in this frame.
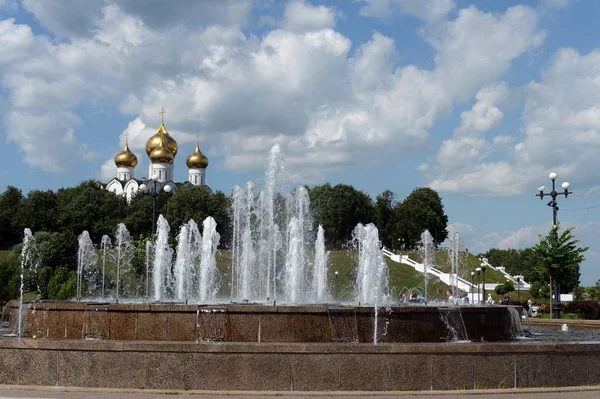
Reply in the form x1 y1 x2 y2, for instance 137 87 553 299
159 107 167 124
195 133 200 144
124 130 129 145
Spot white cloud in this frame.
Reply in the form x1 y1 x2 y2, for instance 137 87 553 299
0 1 547 183
100 158 116 181
282 0 337 33
359 0 456 24
426 46 600 196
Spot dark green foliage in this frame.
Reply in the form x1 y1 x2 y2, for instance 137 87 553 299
309 184 374 249
55 180 128 243
0 186 23 250
48 266 77 299
494 280 515 295
373 190 397 249
480 248 541 284
533 225 587 293
394 187 448 249
562 301 600 320
14 189 59 233
165 186 231 245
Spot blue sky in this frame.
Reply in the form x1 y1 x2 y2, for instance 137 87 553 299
0 0 598 284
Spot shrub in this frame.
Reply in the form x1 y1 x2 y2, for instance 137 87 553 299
562 301 600 320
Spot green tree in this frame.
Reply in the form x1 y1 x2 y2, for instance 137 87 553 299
165 186 231 245
494 280 515 295
533 225 588 294
373 190 397 249
0 250 20 304
56 180 128 242
0 186 23 249
394 187 448 249
14 189 58 233
309 183 374 249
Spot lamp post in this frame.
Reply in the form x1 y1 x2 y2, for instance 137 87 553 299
480 262 487 304
516 277 521 303
138 176 172 235
470 271 475 304
536 171 572 319
476 267 481 304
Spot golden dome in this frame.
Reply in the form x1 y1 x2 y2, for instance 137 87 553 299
114 142 138 168
146 122 178 157
186 143 209 169
149 138 174 164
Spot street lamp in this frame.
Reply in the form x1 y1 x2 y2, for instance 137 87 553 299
138 176 173 235
536 171 572 319
480 262 487 304
470 271 475 304
516 277 521 303
476 267 481 304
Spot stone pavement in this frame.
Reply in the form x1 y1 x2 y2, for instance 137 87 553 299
1 386 600 399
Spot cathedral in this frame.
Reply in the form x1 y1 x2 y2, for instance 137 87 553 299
105 109 210 202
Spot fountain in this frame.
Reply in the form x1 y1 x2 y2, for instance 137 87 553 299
198 217 220 303
16 229 36 338
447 232 464 298
420 230 435 303
100 235 111 298
1 145 549 392
76 231 98 301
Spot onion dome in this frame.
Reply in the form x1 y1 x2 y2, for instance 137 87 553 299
149 137 174 164
146 122 178 157
114 140 138 168
186 142 209 169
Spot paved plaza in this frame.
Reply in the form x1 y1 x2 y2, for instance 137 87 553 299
1 386 600 399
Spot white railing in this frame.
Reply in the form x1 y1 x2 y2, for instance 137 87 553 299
479 258 531 290
382 251 475 293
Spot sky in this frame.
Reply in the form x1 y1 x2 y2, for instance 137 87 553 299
0 0 598 284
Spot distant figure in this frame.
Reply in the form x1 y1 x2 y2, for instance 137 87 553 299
501 294 510 305
487 294 493 305
527 298 533 315
463 295 470 304
398 294 405 303
446 290 455 303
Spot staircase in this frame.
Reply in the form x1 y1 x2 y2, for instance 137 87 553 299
382 249 474 293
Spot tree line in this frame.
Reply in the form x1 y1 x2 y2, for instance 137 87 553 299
0 181 449 304
479 226 587 301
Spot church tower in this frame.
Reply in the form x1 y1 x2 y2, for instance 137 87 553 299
145 107 178 183
114 132 138 181
186 135 209 186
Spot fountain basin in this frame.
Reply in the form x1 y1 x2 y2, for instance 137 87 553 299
1 339 600 390
9 300 517 343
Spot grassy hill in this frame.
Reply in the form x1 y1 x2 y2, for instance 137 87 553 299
408 250 507 283
216 250 450 301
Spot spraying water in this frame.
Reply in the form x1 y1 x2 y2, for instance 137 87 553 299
352 223 389 305
447 232 464 298
420 230 435 303
230 145 318 304
76 231 98 300
100 235 112 298
173 220 202 301
312 225 328 302
198 217 221 303
145 240 154 297
284 217 303 303
18 229 36 338
153 215 173 302
113 224 134 302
